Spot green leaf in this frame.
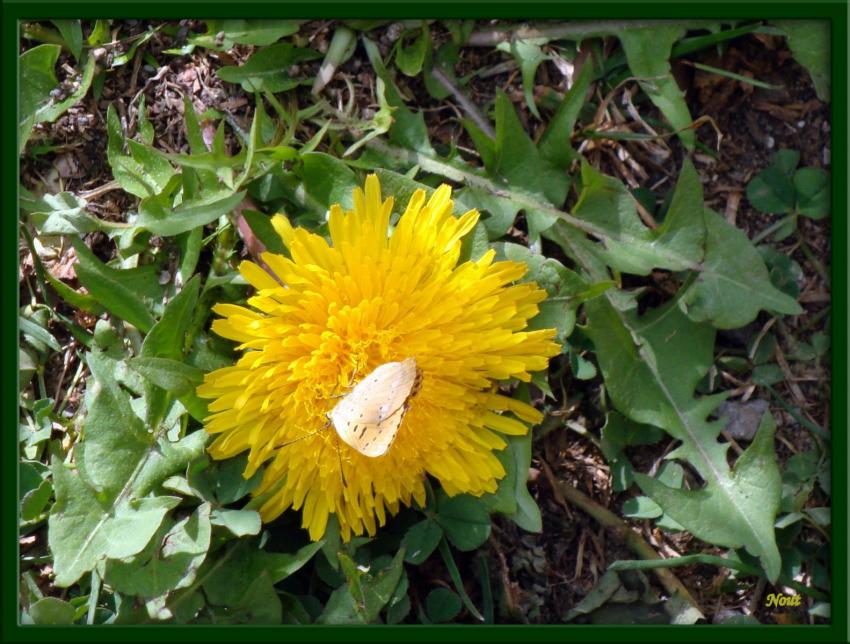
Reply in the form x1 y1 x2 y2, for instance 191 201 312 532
142 276 201 361
29 192 123 235
134 190 246 238
104 503 212 597
458 185 520 238
188 453 262 505
746 149 799 214
76 350 153 498
436 493 491 551
484 432 542 532
48 460 181 587
299 152 359 210
191 19 302 50
681 209 803 328
573 159 705 275
341 548 407 623
395 25 428 77
217 42 320 93
426 588 462 623
242 209 287 255
318 584 363 624
773 20 830 101
622 496 663 519
600 412 664 492
20 316 61 352
52 20 83 60
210 509 262 537
128 357 204 397
538 60 593 170
491 91 569 236
616 26 695 149
49 349 208 587
401 518 443 565
202 539 324 607
87 20 110 46
636 412 782 578
106 103 176 199
19 44 60 122
794 167 830 219
22 478 54 522
28 597 77 625
584 298 782 581
71 238 157 333
36 53 97 125
497 39 547 119
496 241 589 343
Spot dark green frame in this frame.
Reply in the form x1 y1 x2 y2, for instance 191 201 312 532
4 1 847 642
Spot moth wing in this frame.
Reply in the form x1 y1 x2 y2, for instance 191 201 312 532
330 358 419 457
343 403 407 458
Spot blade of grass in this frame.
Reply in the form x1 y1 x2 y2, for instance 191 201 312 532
685 60 783 90
437 538 484 622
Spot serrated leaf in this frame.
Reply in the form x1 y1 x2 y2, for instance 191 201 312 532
490 91 569 237
77 350 152 498
497 39 547 119
584 297 782 580
681 209 802 328
573 159 705 275
104 503 212 597
635 412 781 579
337 548 407 624
617 26 695 149
106 104 176 198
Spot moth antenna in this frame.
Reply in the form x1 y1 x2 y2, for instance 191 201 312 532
275 418 332 450
334 435 349 497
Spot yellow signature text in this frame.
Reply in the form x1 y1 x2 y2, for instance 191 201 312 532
765 593 802 608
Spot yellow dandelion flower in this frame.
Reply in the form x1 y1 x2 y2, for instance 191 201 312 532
197 174 560 541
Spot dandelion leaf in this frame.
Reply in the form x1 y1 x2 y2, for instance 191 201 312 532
584 297 782 581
